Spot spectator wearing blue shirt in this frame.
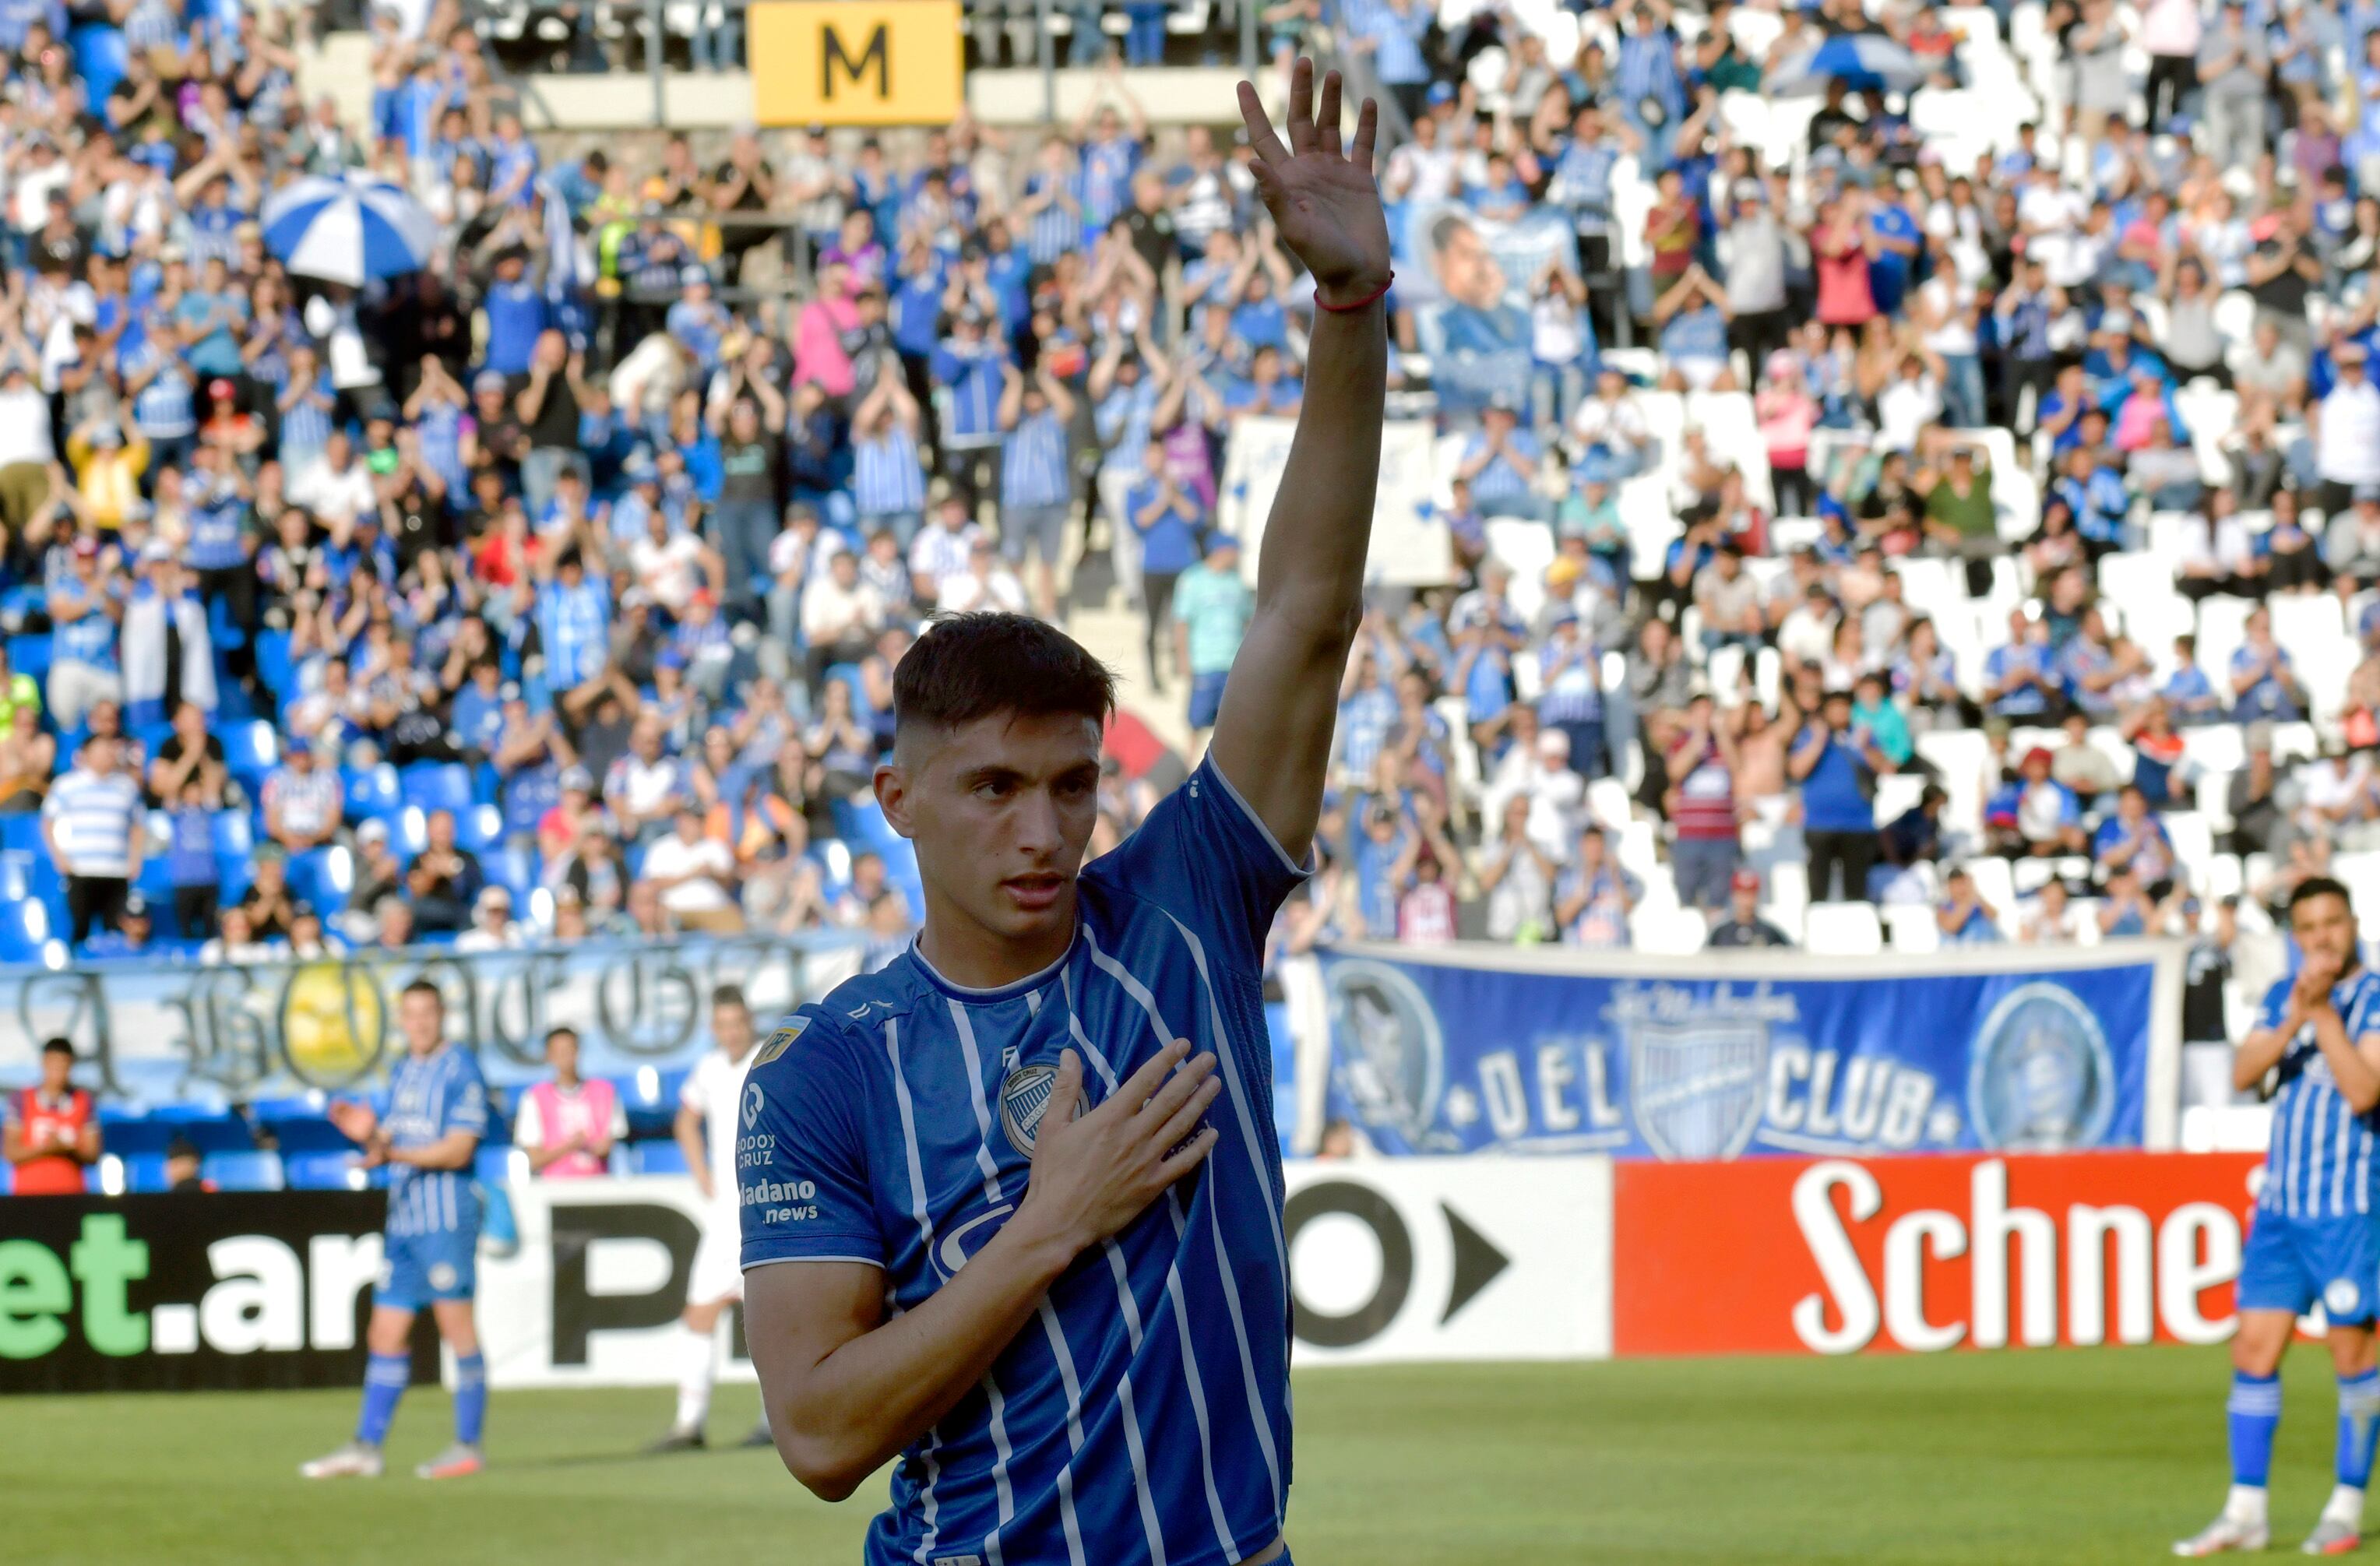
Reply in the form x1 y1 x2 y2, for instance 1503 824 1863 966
161 774 220 938
1653 266 1738 392
2230 604 2308 720
929 309 1012 516
1790 688 1887 903
1991 745 2090 858
664 267 729 373
1122 444 1206 686
1984 608 2064 720
1935 867 2005 943
1455 399 1547 522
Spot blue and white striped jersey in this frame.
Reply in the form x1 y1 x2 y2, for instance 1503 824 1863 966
383 1044 489 1238
742 756 1305 1566
2256 969 2380 1219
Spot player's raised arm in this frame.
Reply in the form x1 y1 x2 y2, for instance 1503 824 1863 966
1207 60 1391 864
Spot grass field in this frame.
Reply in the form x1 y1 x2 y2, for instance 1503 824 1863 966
9 1344 2358 1564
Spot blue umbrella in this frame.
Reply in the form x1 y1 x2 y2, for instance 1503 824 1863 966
1768 34 1928 97
259 174 437 287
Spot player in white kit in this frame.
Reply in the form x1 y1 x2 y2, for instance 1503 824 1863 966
647 986 771 1452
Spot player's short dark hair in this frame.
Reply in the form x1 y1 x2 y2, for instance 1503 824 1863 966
400 977 444 1008
544 1026 578 1048
894 614 1114 737
40 1036 73 1057
711 984 749 1012
2290 877 2354 917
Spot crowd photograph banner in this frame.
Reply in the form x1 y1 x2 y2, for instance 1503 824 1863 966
1313 941 2189 1160
0 934 866 1106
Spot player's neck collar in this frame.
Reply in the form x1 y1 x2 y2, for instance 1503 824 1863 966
907 928 1079 1005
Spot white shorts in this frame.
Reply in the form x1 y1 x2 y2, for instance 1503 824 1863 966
688 1212 743 1306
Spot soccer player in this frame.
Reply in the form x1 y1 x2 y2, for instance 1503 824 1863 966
302 980 491 1480
648 985 774 1452
738 61 1387 1566
2177 878 2380 1556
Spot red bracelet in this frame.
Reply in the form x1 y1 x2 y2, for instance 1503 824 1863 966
1315 272 1394 313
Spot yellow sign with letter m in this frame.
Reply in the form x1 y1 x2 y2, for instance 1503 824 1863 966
750 0 964 128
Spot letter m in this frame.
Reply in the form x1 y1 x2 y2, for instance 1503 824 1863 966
822 22 889 100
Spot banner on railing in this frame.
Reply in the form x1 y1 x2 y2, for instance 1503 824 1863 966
1220 416 1453 588
0 935 864 1106
1313 941 2188 1160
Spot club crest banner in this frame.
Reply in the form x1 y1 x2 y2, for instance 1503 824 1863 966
1316 941 2188 1160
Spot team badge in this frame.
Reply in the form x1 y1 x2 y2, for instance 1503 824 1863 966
1000 1064 1059 1155
428 1262 458 1292
2332 1279 2365 1318
1968 983 2114 1152
741 1082 766 1128
1628 1018 1769 1163
752 1019 808 1068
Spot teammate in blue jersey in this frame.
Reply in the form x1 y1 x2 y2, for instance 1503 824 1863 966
2178 878 2380 1557
738 60 1389 1566
302 980 492 1481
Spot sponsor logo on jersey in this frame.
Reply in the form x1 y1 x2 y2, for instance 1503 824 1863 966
1000 1062 1058 1156
741 1082 765 1129
934 1202 1016 1280
1967 982 2114 1152
752 1018 808 1068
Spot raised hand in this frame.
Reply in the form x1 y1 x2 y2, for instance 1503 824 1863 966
1236 59 1392 307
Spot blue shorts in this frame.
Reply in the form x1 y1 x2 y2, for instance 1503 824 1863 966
1188 670 1229 731
378 1229 477 1311
2238 1208 2380 1322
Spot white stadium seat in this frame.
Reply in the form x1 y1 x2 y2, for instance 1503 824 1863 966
1804 901 1884 956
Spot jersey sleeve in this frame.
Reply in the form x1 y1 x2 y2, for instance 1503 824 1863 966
2346 974 2380 1042
2255 977 2294 1036
1091 755 1312 969
739 1012 885 1272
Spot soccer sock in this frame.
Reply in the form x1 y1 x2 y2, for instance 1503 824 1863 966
454 1352 488 1448
674 1325 715 1433
2229 1371 2283 1496
356 1352 411 1447
2336 1370 2380 1497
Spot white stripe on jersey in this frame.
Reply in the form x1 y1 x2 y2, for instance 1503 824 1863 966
1035 1299 1092 1566
1094 920 1288 1515
945 1000 1023 1565
912 1431 944 1566
981 1374 1016 1566
1072 948 1261 1561
2337 1092 2354 1216
2290 1081 2317 1218
885 1020 938 1253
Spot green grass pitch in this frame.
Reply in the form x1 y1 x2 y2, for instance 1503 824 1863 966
7 1346 2350 1564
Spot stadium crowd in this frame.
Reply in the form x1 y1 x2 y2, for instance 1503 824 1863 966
0 0 2374 1000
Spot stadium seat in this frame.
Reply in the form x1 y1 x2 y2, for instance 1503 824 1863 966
260 1114 353 1154
220 720 279 787
1632 906 1708 955
7 632 50 682
344 764 403 823
254 628 294 701
0 898 51 962
1884 904 1942 953
1804 902 1884 956
283 1152 362 1191
628 1138 689 1176
144 1104 255 1154
615 1067 688 1139
202 1151 286 1191
287 845 353 915
400 762 474 817
457 803 504 854
119 1152 171 1192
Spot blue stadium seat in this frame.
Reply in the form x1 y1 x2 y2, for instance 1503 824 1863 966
261 1115 351 1154
131 1106 254 1154
0 1156 16 1194
400 762 474 817
202 1150 285 1191
129 719 173 758
613 1068 688 1139
456 803 503 854
0 899 51 962
213 679 254 723
489 844 538 904
254 629 294 702
629 1138 689 1176
287 845 351 917
210 810 254 860
283 1152 359 1191
0 815 43 855
219 720 278 785
119 1153 171 1192
250 1092 328 1118
6 633 50 682
343 764 402 823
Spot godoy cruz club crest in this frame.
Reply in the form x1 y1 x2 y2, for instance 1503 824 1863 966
1325 959 1445 1149
1001 1062 1059 1155
1967 981 2114 1151
1625 1017 1769 1162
